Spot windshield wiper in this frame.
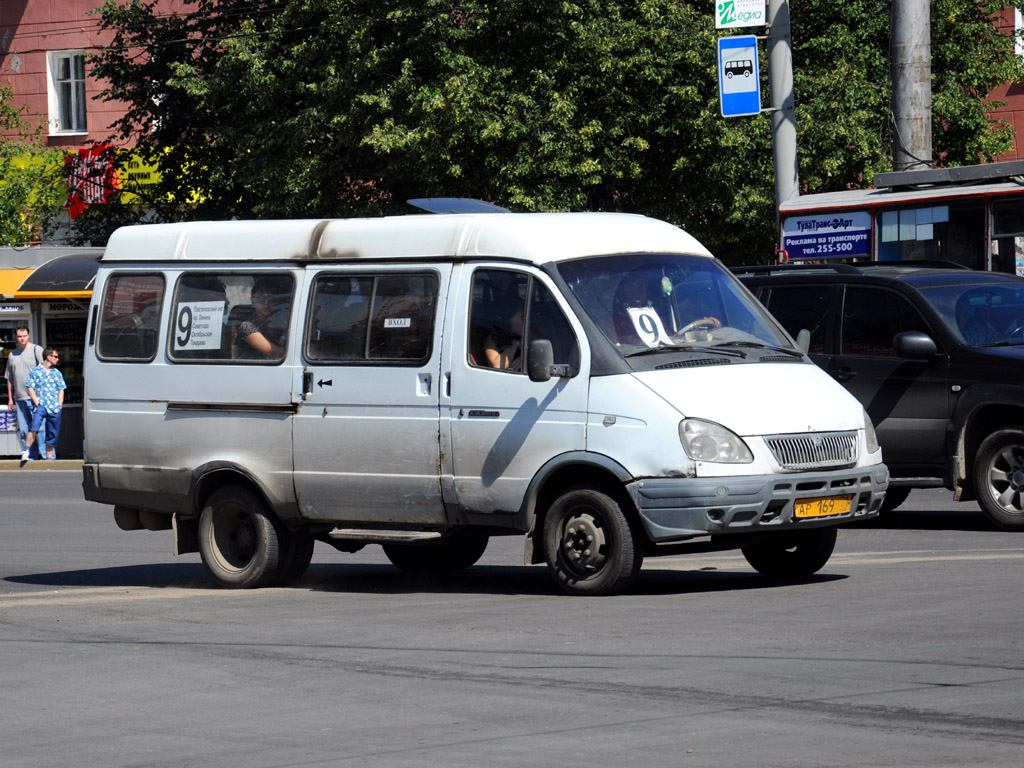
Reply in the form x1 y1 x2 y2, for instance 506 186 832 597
976 340 1024 348
711 341 803 357
624 344 746 359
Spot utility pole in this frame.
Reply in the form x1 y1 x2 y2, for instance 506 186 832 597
767 0 799 217
891 0 932 170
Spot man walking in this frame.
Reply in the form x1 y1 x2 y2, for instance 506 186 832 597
25 347 65 462
5 326 45 461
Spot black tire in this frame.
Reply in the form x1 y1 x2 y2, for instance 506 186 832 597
973 428 1024 531
198 486 283 588
542 486 643 596
277 529 315 585
880 486 911 514
741 526 837 580
383 536 489 575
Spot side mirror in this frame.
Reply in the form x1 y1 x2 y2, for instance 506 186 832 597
795 328 811 354
528 339 554 382
893 331 938 359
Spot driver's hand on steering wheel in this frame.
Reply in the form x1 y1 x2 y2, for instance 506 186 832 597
676 316 722 335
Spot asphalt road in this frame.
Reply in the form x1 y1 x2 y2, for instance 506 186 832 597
2 471 1023 767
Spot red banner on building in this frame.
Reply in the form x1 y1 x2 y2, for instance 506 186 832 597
65 145 119 218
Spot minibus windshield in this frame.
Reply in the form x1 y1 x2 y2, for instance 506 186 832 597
557 253 795 356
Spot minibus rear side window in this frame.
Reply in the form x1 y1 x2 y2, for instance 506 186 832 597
306 273 438 365
169 272 294 364
96 273 164 361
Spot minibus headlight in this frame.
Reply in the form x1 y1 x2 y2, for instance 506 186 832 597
863 409 880 454
679 419 753 463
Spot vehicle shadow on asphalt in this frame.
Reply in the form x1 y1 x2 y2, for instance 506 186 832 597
846 506 996 532
5 561 847 597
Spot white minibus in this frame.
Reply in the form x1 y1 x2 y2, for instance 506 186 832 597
82 209 888 594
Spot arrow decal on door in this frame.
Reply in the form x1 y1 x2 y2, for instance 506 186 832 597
318 379 333 388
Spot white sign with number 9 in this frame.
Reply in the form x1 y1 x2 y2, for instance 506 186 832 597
174 301 226 350
626 306 670 347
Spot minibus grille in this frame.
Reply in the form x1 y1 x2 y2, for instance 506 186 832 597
764 430 858 470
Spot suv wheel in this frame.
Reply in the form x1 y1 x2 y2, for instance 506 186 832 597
973 428 1024 531
880 486 911 514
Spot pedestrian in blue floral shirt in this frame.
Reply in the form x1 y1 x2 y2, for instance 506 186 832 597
25 347 66 461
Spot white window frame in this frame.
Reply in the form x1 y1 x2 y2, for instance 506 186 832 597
46 50 88 135
1017 10 1023 60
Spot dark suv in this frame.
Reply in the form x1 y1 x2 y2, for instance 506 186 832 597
735 263 1024 530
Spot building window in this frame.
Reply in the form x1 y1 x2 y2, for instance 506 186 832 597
47 51 87 134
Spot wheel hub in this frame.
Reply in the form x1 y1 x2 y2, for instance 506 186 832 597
561 512 607 573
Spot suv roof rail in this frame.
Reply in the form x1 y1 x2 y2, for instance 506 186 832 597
730 262 863 276
859 259 971 270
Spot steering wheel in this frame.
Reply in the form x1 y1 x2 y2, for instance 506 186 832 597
677 317 721 335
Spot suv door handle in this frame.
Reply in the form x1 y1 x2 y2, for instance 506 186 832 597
829 365 856 382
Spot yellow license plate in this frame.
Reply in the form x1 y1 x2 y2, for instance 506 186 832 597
794 495 853 518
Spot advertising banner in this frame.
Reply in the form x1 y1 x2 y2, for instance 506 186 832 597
782 212 872 260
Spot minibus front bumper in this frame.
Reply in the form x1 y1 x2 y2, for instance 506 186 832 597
626 464 889 541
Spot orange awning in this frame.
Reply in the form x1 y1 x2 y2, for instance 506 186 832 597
0 269 34 299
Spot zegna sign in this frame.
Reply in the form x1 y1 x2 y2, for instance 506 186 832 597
715 0 766 29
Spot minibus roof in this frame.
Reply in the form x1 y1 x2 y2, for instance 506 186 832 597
101 212 713 264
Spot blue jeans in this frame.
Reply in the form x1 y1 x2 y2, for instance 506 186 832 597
29 406 60 457
15 399 44 459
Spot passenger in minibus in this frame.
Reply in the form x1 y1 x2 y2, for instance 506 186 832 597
235 276 290 360
483 297 524 371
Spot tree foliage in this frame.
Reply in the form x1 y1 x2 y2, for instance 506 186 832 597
0 87 66 247
88 0 1024 262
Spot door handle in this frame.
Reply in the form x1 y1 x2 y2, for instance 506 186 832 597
302 369 313 398
830 365 856 382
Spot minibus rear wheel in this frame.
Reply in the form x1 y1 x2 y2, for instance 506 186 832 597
199 486 283 588
542 486 643 596
740 526 837 580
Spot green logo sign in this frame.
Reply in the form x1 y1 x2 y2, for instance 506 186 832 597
717 1 736 26
715 0 765 29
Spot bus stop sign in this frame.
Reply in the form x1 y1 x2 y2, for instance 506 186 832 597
718 36 760 118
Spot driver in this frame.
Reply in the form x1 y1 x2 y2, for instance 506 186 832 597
606 272 720 345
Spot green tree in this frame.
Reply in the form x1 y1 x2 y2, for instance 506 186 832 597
89 1 1024 262
0 86 66 246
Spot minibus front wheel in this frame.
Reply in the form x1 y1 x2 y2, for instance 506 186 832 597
542 486 643 596
740 526 837 580
199 485 283 588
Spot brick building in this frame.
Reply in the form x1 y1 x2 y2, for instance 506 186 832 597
0 1 184 146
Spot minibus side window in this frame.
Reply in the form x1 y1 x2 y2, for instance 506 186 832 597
169 272 294 364
527 281 580 375
96 274 164 361
468 269 578 375
306 273 437 365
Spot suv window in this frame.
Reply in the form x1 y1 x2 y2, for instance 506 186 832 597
760 285 832 354
841 286 932 356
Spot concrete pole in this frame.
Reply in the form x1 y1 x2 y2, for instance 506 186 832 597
767 0 799 241
891 0 932 170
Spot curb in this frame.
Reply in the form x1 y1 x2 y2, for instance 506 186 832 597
0 459 83 471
